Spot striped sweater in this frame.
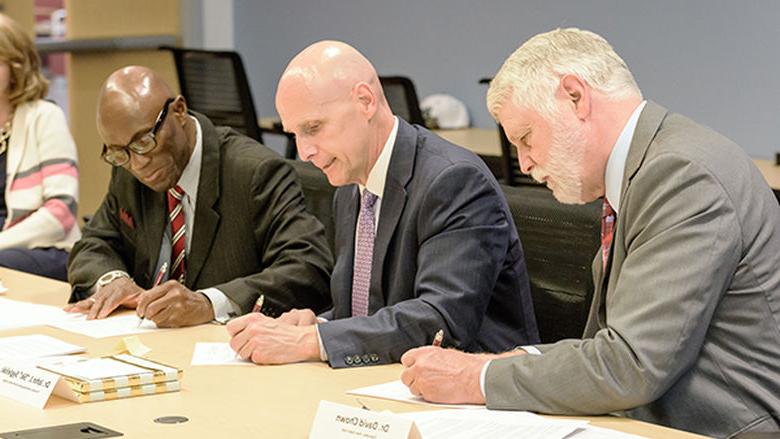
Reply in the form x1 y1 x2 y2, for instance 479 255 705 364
0 99 81 250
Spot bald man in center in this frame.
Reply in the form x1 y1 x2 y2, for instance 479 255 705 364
66 66 332 327
226 41 539 368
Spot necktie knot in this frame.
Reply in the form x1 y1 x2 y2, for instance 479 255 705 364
361 190 378 210
168 185 184 201
602 199 615 221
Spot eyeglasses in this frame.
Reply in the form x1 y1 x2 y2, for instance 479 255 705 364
101 97 176 167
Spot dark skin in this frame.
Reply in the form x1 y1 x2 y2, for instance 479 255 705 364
63 66 214 328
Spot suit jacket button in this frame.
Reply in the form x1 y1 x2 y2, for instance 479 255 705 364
345 356 353 365
361 354 371 364
353 355 362 365
370 354 379 363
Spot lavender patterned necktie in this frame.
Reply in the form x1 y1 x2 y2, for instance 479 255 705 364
351 190 378 317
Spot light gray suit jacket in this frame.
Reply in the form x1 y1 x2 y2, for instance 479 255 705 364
484 102 780 438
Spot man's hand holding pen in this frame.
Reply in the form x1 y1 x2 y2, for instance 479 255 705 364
136 280 214 328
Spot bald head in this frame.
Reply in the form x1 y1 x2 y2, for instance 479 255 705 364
96 66 194 192
97 66 177 142
276 40 385 110
275 41 396 186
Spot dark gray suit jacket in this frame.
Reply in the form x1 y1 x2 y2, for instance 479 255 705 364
318 119 539 368
68 112 332 316
485 102 780 438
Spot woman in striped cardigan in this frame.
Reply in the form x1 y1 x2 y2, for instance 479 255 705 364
0 14 80 281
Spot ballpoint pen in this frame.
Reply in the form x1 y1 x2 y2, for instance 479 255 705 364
432 329 444 347
139 262 168 327
252 294 265 314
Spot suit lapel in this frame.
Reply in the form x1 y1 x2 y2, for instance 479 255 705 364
334 186 360 318
185 113 221 287
369 119 416 313
142 186 166 287
587 101 668 335
619 101 668 206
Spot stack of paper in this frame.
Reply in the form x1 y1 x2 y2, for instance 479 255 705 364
38 353 182 403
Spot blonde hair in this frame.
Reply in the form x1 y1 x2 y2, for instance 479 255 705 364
487 28 641 120
0 13 48 106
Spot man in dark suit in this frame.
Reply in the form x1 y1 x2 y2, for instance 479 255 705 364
226 41 538 367
399 29 780 438
66 66 332 328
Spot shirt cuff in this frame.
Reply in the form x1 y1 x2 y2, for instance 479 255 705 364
519 345 542 355
479 360 491 398
199 287 240 324
315 323 328 361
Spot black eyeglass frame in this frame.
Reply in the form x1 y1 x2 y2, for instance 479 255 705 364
101 97 176 167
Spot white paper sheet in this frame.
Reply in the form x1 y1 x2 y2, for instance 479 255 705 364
398 409 588 439
0 297 82 331
48 314 160 339
347 380 485 409
190 342 252 366
0 335 85 360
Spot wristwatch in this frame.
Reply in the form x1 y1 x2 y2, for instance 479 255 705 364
96 270 130 289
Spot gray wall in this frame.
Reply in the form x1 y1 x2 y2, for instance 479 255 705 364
234 0 780 159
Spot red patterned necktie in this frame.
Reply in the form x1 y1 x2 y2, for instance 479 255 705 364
351 190 378 317
167 185 187 282
601 199 616 271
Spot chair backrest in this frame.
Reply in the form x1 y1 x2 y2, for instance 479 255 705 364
286 160 337 253
502 183 601 343
161 46 263 143
379 76 426 126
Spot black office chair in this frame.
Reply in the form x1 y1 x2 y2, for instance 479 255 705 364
160 47 296 159
503 183 601 343
379 76 426 126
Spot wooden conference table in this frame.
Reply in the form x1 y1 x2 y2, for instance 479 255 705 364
0 268 705 438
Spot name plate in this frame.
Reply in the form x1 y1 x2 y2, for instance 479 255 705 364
310 400 421 439
0 361 60 408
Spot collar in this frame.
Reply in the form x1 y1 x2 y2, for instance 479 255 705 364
604 100 646 214
175 115 203 199
360 116 399 199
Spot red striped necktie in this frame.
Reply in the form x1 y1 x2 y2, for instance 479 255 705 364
601 199 616 271
167 185 187 283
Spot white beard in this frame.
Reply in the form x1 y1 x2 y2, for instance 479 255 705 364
530 114 587 204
